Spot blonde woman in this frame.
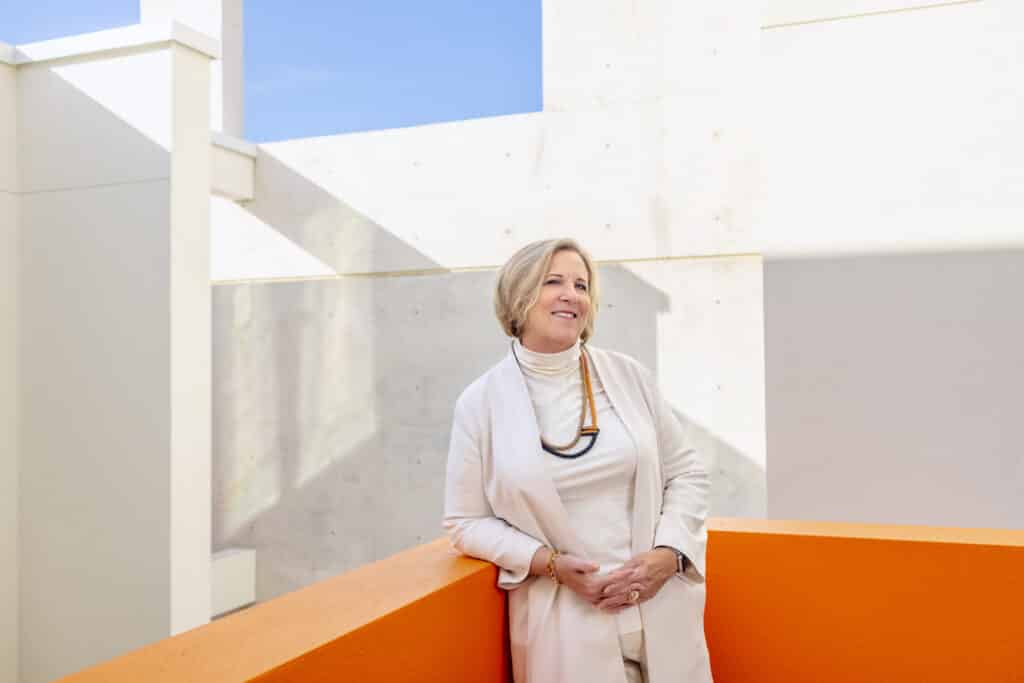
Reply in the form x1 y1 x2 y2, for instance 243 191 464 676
444 239 712 683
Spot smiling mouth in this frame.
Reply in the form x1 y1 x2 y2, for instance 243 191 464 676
552 311 577 319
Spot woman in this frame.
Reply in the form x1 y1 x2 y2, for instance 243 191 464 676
444 239 712 683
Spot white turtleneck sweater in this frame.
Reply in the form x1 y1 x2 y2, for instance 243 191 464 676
513 338 642 637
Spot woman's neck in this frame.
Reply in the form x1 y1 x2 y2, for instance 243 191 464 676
513 337 580 377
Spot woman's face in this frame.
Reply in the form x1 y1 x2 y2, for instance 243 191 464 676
520 249 592 353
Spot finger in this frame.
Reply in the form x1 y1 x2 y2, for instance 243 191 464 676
597 594 629 611
600 579 631 597
605 567 634 582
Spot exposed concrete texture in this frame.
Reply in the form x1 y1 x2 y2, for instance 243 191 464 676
765 250 1024 528
210 196 335 282
760 0 1024 257
0 58 19 683
17 41 212 681
543 1 754 109
759 0 1024 527
220 99 754 281
213 255 764 599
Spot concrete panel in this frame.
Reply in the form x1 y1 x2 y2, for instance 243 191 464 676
763 0 980 27
765 250 1024 528
0 189 18 683
543 0 755 110
760 0 1024 256
211 197 334 282
19 181 173 683
18 49 174 193
621 257 766 517
228 103 753 280
168 43 211 636
212 255 763 600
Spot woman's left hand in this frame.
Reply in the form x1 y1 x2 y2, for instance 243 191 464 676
596 548 677 612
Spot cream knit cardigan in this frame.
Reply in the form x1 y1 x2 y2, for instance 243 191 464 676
444 345 713 683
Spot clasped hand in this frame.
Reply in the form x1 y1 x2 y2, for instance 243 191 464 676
554 549 677 613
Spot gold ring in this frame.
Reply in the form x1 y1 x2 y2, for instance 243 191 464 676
628 589 640 603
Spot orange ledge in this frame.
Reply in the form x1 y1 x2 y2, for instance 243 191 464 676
57 539 510 683
58 520 1024 682
706 518 1024 683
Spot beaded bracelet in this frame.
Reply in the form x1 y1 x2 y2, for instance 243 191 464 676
546 549 561 584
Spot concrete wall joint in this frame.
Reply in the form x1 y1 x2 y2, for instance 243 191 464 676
761 0 983 29
211 252 763 287
19 177 170 197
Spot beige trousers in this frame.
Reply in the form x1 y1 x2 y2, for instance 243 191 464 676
619 629 646 683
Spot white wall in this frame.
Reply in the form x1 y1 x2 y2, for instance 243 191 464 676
0 49 20 683
760 0 1024 256
761 0 1024 525
211 0 765 600
16 31 213 682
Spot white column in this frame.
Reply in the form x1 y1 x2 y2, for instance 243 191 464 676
141 0 243 135
0 44 20 683
16 27 213 682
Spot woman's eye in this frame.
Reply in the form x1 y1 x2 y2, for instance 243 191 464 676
576 283 588 291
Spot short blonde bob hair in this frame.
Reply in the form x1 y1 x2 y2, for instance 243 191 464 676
494 238 599 342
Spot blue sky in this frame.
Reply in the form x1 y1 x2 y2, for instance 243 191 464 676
2 1 542 142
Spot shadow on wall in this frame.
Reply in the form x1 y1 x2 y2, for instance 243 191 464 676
213 153 763 600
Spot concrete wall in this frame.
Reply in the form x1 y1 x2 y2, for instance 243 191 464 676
766 250 1024 528
16 29 213 682
211 0 765 601
760 0 1023 255
1 46 20 683
761 0 1024 524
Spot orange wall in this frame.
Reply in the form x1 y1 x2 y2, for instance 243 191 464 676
705 519 1024 683
58 521 1024 682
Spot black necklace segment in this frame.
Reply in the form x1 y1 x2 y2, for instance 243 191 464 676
542 426 600 458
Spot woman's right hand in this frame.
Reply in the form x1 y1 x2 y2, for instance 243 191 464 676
531 548 630 607
557 553 622 606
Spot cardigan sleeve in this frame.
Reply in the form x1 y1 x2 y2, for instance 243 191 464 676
644 366 710 582
443 393 544 590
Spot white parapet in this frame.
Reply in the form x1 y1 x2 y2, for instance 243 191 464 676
211 131 257 201
12 22 219 64
211 548 256 618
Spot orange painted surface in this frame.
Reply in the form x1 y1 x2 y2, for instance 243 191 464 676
57 520 1024 682
705 518 1024 683
57 539 511 683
